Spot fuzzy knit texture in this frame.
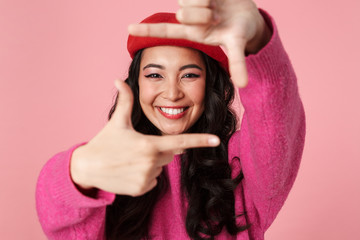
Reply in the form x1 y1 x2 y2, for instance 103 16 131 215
36 10 306 240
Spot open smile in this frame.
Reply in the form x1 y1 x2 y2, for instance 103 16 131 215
157 106 189 119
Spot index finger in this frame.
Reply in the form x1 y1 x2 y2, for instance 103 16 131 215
128 23 195 41
150 133 220 153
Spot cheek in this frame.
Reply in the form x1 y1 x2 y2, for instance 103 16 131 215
138 79 157 107
189 81 206 106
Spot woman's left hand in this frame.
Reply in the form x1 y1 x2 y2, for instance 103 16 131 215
128 0 272 88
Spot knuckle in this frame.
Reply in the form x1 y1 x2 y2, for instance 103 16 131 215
151 179 158 189
177 135 187 149
132 180 147 196
130 175 158 197
156 167 163 176
201 9 213 23
130 189 143 197
196 136 206 146
138 174 148 185
136 186 146 196
182 8 193 20
147 179 158 193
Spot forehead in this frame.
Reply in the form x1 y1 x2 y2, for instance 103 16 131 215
141 46 205 67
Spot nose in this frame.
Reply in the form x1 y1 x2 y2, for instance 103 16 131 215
162 79 184 101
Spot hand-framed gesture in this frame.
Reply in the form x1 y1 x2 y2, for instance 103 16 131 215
70 80 220 197
128 0 272 88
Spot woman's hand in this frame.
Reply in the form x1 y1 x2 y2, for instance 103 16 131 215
70 80 220 197
128 0 272 88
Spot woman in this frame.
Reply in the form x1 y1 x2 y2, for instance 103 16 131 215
36 0 306 239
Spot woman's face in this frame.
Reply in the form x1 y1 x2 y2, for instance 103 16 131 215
138 46 206 135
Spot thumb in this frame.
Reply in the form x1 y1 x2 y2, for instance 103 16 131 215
225 39 248 88
111 79 134 128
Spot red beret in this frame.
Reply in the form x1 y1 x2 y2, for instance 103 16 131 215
127 12 229 74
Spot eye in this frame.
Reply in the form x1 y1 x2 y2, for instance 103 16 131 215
145 73 163 78
182 73 200 79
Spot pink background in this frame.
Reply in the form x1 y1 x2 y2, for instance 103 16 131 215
1 0 359 239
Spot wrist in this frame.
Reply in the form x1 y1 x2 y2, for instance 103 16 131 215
245 13 272 55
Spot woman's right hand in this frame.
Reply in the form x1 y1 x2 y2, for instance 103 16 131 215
70 79 220 197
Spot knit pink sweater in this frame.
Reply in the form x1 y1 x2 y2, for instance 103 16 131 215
36 11 306 240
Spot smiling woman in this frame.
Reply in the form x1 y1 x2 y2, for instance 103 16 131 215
138 46 206 135
35 0 305 239
105 43 239 239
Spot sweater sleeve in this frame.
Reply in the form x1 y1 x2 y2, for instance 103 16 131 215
229 9 306 234
35 143 116 240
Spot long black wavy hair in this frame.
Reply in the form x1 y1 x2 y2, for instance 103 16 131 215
105 49 250 240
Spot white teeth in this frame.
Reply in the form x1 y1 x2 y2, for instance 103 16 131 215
160 107 185 115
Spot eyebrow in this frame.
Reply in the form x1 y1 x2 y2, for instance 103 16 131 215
143 64 164 70
142 63 203 71
179 64 203 71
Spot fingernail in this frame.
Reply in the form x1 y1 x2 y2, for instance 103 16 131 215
208 137 220 146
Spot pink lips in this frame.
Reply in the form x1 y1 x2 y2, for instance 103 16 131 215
157 106 188 119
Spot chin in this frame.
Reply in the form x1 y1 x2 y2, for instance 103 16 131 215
160 127 186 135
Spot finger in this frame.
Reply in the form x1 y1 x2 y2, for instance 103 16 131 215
129 23 190 39
151 133 220 153
153 167 163 178
179 0 212 7
128 23 212 45
112 79 134 128
146 178 158 193
225 39 249 88
176 7 214 25
142 166 163 181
